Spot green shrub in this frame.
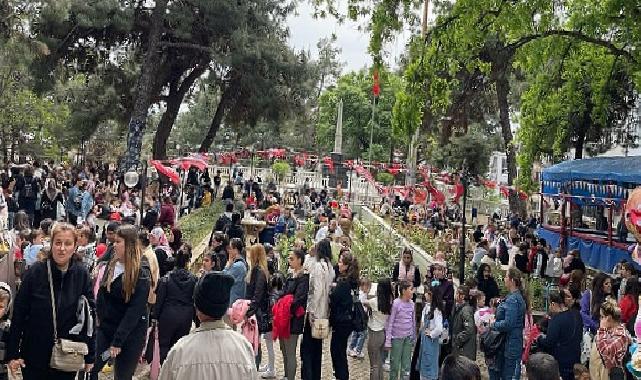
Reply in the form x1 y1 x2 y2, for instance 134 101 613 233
179 201 224 248
272 160 291 183
376 172 395 185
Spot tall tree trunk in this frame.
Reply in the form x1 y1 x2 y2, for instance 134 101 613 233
495 73 523 215
573 97 592 160
152 63 208 160
574 133 585 160
119 0 168 172
152 90 180 161
199 83 235 153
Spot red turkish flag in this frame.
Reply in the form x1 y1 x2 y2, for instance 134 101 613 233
518 190 529 201
373 69 380 97
453 182 464 203
323 156 334 173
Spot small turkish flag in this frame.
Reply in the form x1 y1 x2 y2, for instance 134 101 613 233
373 69 380 97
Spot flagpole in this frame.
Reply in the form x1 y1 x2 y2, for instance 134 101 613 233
367 69 380 207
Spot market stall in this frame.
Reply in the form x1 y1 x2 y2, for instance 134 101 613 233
538 156 641 273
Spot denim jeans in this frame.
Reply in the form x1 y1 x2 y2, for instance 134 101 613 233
389 337 414 380
488 355 521 380
349 330 367 353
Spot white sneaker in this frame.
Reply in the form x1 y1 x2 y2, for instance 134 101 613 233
357 351 366 358
261 370 276 379
259 365 270 373
383 363 390 372
347 349 357 357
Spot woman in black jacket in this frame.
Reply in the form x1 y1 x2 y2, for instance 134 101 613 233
8 222 96 380
39 180 64 221
227 212 245 241
245 244 270 368
155 245 196 363
476 263 500 307
329 252 359 380
210 233 229 270
90 225 151 380
279 248 309 380
537 291 582 380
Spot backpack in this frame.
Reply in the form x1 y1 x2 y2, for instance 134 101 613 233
22 178 36 199
214 214 232 233
351 290 368 332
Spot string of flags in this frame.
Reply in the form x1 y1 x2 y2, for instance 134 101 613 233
165 150 532 202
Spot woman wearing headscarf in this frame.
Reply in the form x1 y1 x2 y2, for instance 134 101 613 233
150 227 174 277
90 225 151 380
39 179 64 222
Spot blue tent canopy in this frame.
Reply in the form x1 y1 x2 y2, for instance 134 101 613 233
541 156 641 183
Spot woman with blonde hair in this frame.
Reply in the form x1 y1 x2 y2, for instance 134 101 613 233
245 244 270 370
8 222 95 379
90 225 150 380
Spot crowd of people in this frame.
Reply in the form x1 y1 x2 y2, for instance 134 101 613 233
0 161 640 380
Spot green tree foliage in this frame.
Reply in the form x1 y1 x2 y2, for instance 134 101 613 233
272 160 291 183
321 0 641 212
316 68 403 159
427 124 498 177
376 172 395 185
0 23 70 163
516 40 637 191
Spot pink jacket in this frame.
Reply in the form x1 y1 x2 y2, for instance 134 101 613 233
227 299 259 354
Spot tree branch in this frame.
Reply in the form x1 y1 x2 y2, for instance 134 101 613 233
160 41 216 53
176 61 210 97
508 30 636 63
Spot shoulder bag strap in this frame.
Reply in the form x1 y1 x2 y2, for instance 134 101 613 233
47 260 58 342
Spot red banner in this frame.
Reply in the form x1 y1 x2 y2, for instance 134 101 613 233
149 160 180 185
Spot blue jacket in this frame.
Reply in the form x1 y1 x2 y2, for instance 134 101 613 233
223 257 247 305
80 191 94 219
492 290 525 359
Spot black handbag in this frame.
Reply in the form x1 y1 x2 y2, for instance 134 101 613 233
480 329 506 359
256 308 272 334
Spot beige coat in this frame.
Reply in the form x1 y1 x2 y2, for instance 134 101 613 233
159 320 258 380
143 246 160 304
306 260 334 320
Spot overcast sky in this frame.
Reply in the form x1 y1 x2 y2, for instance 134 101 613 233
286 2 414 73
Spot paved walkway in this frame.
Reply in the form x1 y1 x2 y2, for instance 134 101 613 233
97 336 493 380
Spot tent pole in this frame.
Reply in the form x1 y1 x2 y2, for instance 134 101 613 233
539 181 544 224
608 204 613 246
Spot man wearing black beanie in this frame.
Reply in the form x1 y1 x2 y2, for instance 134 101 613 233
159 272 257 380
